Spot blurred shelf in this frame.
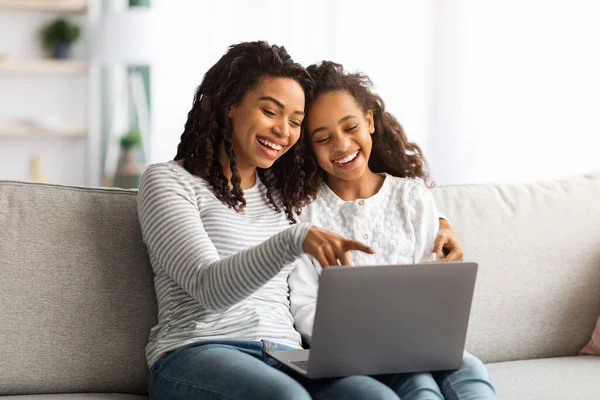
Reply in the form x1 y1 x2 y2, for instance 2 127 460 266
0 0 87 12
0 124 87 138
0 59 88 75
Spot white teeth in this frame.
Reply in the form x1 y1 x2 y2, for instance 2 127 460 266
257 137 283 151
335 151 359 165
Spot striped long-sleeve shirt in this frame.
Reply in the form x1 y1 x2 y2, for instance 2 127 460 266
137 161 311 367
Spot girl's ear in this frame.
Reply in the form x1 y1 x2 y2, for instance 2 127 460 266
366 110 375 134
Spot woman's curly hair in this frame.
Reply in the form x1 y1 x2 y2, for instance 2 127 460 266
303 61 431 193
174 41 314 223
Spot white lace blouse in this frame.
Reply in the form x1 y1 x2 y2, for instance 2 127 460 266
288 174 440 342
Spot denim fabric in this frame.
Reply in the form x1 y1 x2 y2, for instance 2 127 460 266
148 340 496 399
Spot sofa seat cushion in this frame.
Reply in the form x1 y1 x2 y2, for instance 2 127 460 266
487 356 600 399
1 394 148 399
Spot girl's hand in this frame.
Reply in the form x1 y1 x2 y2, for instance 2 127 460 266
303 226 375 267
432 219 464 261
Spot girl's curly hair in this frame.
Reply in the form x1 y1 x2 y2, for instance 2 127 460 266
303 61 432 193
174 41 314 223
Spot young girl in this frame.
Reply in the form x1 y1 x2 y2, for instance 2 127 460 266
289 61 498 399
139 42 461 400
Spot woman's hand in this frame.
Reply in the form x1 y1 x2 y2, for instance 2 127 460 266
432 219 464 261
303 226 375 267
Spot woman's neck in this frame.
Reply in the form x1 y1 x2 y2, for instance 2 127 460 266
326 169 385 201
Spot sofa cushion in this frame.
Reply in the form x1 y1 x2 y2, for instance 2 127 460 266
1 395 148 400
487 356 600 399
0 182 157 396
431 172 600 363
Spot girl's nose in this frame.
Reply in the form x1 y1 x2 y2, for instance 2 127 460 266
332 134 352 152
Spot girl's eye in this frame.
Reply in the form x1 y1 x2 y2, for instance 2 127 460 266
262 109 276 117
345 125 358 132
290 120 302 128
315 137 330 144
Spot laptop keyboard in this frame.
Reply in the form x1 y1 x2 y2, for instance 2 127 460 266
290 360 309 371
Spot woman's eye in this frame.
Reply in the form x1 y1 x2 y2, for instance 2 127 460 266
345 125 358 132
315 137 330 144
290 120 302 128
262 109 276 117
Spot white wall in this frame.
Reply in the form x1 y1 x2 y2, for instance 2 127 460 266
428 0 600 184
150 0 432 165
329 0 433 154
148 0 600 185
0 10 88 185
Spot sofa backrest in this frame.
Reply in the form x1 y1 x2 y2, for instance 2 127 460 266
1 172 600 394
0 181 156 396
431 172 600 363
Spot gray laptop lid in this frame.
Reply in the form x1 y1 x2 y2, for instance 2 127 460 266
306 262 478 378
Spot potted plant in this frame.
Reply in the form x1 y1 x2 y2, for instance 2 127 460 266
119 129 143 150
113 129 147 189
40 19 81 59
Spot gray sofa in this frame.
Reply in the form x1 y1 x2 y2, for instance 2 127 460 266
1 172 599 399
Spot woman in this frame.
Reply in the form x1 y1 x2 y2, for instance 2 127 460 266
289 61 497 399
139 41 464 399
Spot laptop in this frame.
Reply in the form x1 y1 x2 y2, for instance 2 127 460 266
268 261 478 379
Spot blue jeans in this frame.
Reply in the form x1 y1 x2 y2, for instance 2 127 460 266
148 340 497 399
378 352 498 399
